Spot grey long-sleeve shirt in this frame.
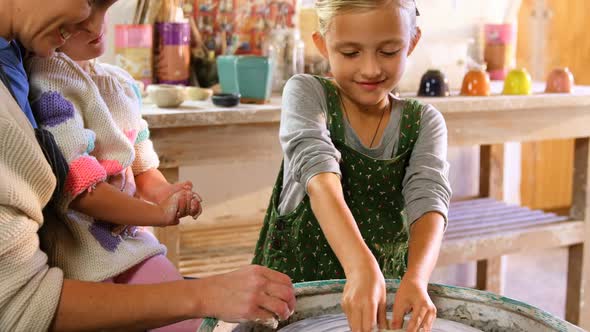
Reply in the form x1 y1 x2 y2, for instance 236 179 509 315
278 74 452 227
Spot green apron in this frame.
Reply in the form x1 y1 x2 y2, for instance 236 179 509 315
253 76 422 282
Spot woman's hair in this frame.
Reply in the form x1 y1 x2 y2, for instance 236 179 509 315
315 0 418 37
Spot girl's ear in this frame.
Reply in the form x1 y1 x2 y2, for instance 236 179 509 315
407 26 422 56
312 31 329 59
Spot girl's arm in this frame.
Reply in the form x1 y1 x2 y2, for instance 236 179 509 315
405 212 445 286
135 168 174 202
307 173 388 332
392 105 452 332
390 212 444 331
134 169 202 219
307 173 379 274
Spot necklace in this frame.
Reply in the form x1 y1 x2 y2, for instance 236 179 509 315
339 93 389 148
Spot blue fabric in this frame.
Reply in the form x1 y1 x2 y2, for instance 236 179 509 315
0 37 37 128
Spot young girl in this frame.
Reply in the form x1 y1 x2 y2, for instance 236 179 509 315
27 1 202 330
253 1 451 331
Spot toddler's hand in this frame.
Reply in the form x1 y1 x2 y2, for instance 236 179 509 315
187 190 203 220
153 181 193 205
157 190 192 226
155 182 203 225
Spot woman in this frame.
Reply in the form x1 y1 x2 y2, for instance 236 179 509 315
0 1 295 330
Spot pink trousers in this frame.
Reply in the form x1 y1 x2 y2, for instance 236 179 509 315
104 254 202 331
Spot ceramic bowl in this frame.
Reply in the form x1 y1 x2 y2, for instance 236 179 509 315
185 86 214 101
212 93 240 107
147 84 186 108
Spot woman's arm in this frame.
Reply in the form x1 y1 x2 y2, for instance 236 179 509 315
52 265 296 331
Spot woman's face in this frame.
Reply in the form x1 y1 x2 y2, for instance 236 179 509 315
13 0 93 56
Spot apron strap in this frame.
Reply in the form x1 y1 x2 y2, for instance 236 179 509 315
395 99 423 158
312 76 346 143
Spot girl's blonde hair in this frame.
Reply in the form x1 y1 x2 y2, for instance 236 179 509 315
315 0 418 37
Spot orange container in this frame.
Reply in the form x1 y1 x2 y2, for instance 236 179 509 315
461 69 491 96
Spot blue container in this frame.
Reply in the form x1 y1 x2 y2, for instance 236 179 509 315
216 55 239 94
236 56 273 103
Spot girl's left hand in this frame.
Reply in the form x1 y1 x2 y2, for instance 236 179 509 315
390 276 437 332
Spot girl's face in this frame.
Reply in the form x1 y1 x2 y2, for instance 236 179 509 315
14 0 93 57
314 3 420 107
58 0 117 61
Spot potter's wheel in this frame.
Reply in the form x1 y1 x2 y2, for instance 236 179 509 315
199 280 584 332
278 313 483 332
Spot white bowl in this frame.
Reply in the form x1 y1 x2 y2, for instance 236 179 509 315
147 84 186 108
184 86 214 101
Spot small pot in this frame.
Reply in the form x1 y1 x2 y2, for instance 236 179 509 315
503 68 532 95
461 69 491 96
212 93 241 107
545 67 574 93
418 69 450 97
185 86 214 101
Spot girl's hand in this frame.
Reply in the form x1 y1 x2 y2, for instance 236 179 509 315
152 181 193 205
390 276 437 332
342 261 388 332
185 190 203 220
154 181 201 219
157 190 192 226
156 185 203 225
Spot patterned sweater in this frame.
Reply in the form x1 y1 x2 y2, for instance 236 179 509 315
0 81 62 331
27 53 165 282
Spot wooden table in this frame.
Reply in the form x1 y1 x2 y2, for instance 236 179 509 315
144 85 590 328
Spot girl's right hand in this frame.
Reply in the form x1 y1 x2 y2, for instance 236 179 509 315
342 261 388 332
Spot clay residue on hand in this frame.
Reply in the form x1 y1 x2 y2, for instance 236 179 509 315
254 317 279 329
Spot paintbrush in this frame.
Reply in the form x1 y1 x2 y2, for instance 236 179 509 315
133 0 144 24
227 34 240 55
220 30 227 55
189 16 208 58
139 0 150 24
144 0 163 24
